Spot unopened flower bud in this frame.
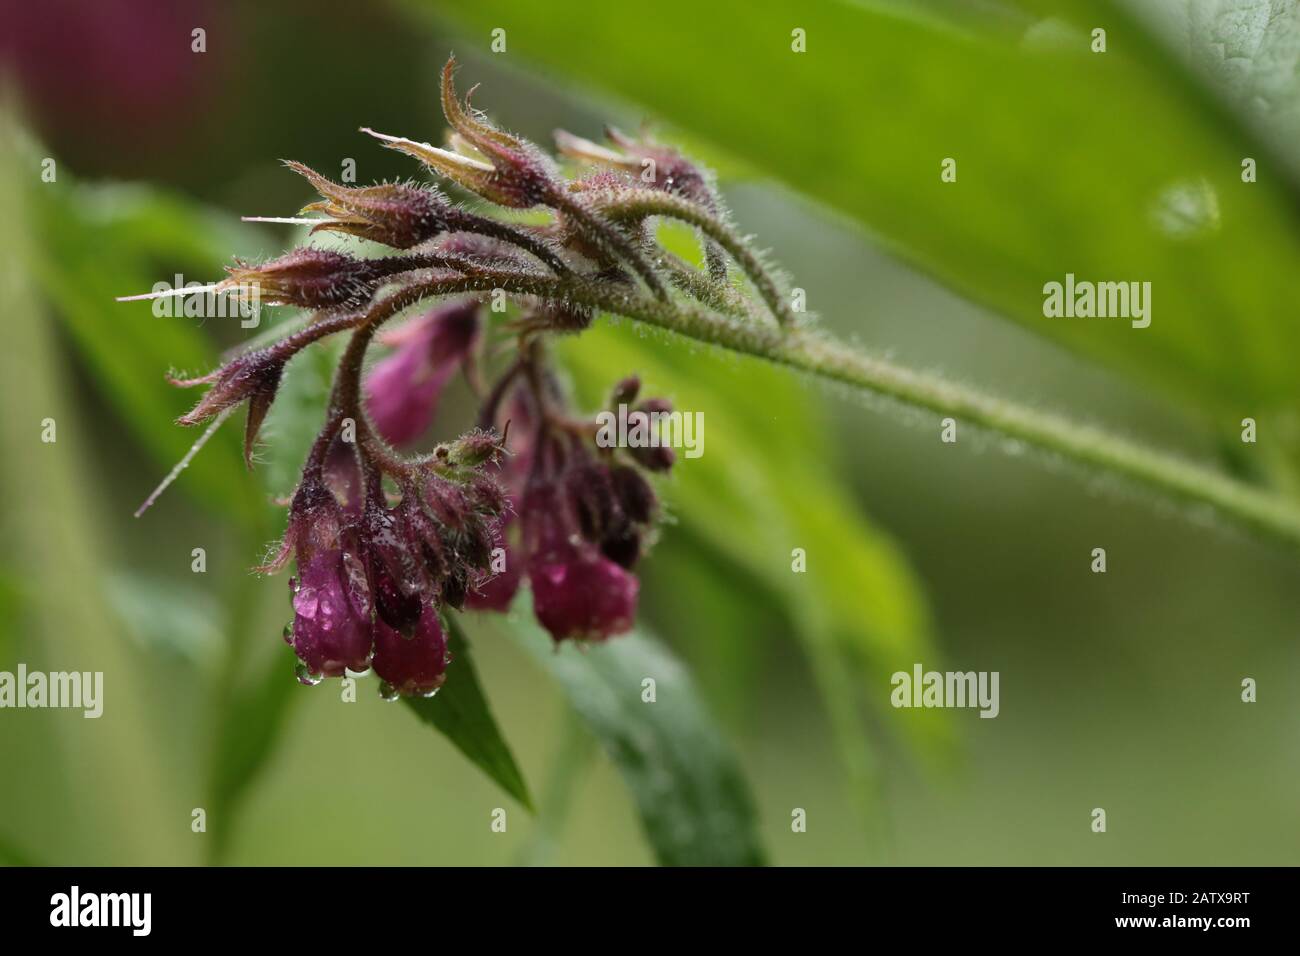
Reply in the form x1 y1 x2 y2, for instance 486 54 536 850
372 602 449 697
220 248 381 310
610 464 656 525
609 375 641 408
362 57 557 209
446 428 502 468
172 349 285 467
522 483 638 642
290 548 374 679
361 498 423 635
285 161 456 249
565 462 618 543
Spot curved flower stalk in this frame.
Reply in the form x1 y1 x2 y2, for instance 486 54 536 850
119 56 1300 697
118 55 780 695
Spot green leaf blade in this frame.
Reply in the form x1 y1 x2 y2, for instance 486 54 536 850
507 610 766 867
403 616 533 812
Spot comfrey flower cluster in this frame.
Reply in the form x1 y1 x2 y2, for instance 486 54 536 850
123 56 795 698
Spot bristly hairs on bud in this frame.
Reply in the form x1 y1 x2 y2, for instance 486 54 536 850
118 52 808 688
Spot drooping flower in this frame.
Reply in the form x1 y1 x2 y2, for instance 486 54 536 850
372 602 450 698
522 481 638 642
288 545 374 681
364 299 481 446
124 54 771 695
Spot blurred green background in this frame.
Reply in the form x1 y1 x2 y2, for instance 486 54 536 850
1 0 1297 866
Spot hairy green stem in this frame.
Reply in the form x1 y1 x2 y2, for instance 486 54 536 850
598 189 796 327
479 272 1300 547
239 266 1300 548
548 191 668 300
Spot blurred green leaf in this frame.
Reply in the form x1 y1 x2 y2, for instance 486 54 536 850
24 153 270 525
0 835 40 867
504 604 766 866
0 110 187 863
208 642 301 862
1116 0 1300 186
403 617 533 811
104 571 224 669
431 0 1300 432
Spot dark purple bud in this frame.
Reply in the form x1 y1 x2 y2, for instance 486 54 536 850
285 161 454 250
600 525 642 570
361 499 423 635
290 548 374 679
610 465 656 525
630 445 676 472
173 350 285 470
609 375 641 408
604 126 715 205
364 300 481 447
424 475 474 530
627 398 676 472
565 462 618 543
365 57 556 209
442 566 469 611
466 471 509 517
372 603 449 698
222 248 379 310
459 515 495 570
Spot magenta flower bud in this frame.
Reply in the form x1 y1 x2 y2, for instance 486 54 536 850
290 548 374 680
531 549 639 642
364 300 481 447
523 483 638 642
372 603 449 698
465 541 521 611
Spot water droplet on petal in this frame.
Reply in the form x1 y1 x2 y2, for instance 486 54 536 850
282 622 295 644
295 661 323 686
418 686 440 699
378 681 401 702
